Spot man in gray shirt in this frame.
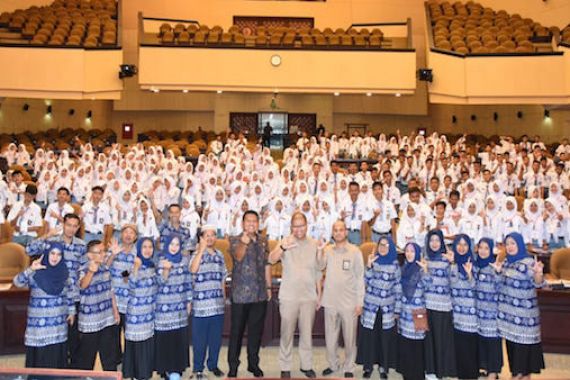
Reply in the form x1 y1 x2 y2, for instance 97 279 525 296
269 212 326 379
319 220 365 378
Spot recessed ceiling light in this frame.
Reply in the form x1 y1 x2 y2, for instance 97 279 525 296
334 92 340 96
217 90 223 94
182 89 189 93
395 93 401 97
151 88 160 93
366 92 372 97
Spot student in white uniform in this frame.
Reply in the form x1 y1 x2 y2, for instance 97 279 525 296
181 195 201 243
313 197 338 243
523 198 545 248
263 198 291 241
44 187 74 234
135 197 160 241
202 186 230 238
8 184 43 247
82 186 113 243
369 182 397 243
458 199 484 246
543 198 565 250
339 182 370 245
396 203 427 250
500 196 525 241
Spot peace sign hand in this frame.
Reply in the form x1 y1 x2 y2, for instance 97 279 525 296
367 253 377 268
30 256 47 271
489 260 503 273
442 248 454 263
317 237 328 250
533 256 544 275
416 258 428 273
463 259 473 276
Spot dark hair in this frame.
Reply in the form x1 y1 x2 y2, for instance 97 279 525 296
408 186 420 195
25 184 38 196
63 213 80 223
91 186 104 193
12 170 23 177
348 181 360 188
430 176 440 183
372 181 383 190
87 240 102 252
450 190 461 198
242 210 259 222
57 187 70 196
435 201 447 209
168 204 181 211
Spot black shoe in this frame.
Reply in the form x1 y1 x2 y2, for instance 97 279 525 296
362 370 372 378
247 366 264 378
209 368 224 377
281 371 291 378
301 369 317 378
344 372 354 378
227 369 237 378
194 372 204 380
322 368 334 376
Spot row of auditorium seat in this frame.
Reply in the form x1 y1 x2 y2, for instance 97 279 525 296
0 128 116 153
156 23 385 49
427 0 558 54
0 0 117 47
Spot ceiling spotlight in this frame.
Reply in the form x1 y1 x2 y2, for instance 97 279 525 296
395 93 401 97
544 109 550 118
470 114 477 121
334 92 340 96
46 105 52 115
366 92 372 97
517 111 523 119
68 109 75 116
493 112 498 121
182 89 189 93
86 110 92 119
452 115 457 124
217 90 223 94
23 104 29 111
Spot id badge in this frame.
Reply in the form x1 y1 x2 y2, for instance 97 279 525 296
342 259 351 271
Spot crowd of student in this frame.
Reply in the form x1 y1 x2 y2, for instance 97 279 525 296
1 130 568 380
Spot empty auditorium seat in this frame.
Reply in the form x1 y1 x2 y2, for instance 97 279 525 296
0 243 30 284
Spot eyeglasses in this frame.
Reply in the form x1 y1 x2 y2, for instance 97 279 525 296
291 224 307 229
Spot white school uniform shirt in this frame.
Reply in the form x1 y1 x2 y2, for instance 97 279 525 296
339 197 370 231
181 208 200 240
136 210 160 240
7 201 43 237
396 216 425 250
8 182 27 206
370 199 397 234
82 201 112 234
383 184 401 206
44 202 74 232
523 171 544 191
0 180 9 210
313 210 338 242
203 202 231 236
458 213 484 243
264 212 291 241
543 211 564 242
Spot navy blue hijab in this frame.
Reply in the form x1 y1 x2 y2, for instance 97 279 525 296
162 234 182 264
35 242 69 296
374 235 398 265
452 234 472 277
401 242 422 300
476 238 496 269
136 237 155 268
426 229 446 260
505 232 529 264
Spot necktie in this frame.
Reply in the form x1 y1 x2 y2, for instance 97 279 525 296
314 180 318 195
351 202 356 220
17 193 21 202
92 207 98 224
386 188 390 200
534 176 538 186
143 212 147 226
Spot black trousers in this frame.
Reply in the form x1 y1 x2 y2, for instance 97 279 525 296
114 313 125 365
67 302 80 366
72 325 118 372
227 301 267 371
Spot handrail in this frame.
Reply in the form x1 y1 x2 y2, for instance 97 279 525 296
142 16 200 25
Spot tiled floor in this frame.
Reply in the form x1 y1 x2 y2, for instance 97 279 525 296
1 346 569 379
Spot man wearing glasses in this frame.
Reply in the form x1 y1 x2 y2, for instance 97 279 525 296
269 212 327 379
